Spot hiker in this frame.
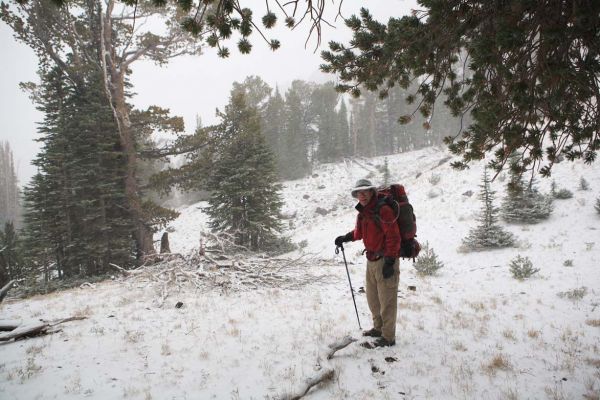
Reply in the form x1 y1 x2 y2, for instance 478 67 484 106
335 179 401 348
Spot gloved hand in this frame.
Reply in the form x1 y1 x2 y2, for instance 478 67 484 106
400 239 421 259
382 256 396 279
334 232 353 247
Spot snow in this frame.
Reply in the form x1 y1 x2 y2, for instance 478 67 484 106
1 147 600 399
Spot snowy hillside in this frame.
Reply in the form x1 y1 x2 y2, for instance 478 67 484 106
1 147 600 399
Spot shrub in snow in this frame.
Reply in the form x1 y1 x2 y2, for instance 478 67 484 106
509 255 539 280
413 242 444 276
427 188 442 199
578 177 590 191
428 173 441 186
595 197 600 215
551 180 573 199
462 168 516 252
558 286 588 301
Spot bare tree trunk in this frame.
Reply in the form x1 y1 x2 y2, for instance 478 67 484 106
101 4 155 259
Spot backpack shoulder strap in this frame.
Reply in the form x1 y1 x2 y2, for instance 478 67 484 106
373 197 399 231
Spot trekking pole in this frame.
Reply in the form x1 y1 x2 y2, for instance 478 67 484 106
336 244 362 330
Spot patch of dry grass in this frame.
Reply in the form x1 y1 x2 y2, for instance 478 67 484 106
502 329 517 341
482 353 512 376
452 341 467 352
468 301 486 312
124 330 145 344
527 329 541 339
450 361 474 396
398 300 424 311
586 319 600 327
586 358 600 368
544 384 568 400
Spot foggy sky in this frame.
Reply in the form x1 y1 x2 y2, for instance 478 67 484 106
0 0 416 185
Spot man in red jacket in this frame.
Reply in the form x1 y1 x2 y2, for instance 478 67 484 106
335 179 401 347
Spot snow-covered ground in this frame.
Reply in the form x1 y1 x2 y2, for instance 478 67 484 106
1 147 599 399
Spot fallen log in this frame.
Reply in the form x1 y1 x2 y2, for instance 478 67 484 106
0 316 86 342
0 322 49 341
0 279 16 304
0 320 21 331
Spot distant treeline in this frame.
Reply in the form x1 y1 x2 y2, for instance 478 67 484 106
237 76 468 181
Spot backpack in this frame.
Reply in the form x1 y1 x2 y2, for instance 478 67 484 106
373 184 421 260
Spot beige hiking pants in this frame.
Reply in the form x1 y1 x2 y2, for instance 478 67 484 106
365 257 400 341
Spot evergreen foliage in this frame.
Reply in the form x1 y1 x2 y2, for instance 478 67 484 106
413 242 444 276
501 181 554 224
509 255 540 280
22 67 135 278
0 221 23 287
204 91 285 252
551 180 574 200
322 3 600 177
311 82 341 163
462 168 516 251
279 81 312 179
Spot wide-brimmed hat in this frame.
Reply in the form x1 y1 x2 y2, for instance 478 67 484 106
351 179 376 198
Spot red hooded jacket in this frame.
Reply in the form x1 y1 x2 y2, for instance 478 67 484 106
352 195 401 260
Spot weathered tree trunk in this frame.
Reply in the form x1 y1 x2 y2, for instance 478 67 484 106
160 232 171 254
101 4 155 259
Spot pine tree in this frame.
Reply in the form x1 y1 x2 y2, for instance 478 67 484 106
0 221 23 287
462 168 516 251
337 99 351 158
262 87 287 175
205 92 284 252
382 158 391 186
311 82 340 163
281 82 311 179
501 167 553 224
22 66 135 278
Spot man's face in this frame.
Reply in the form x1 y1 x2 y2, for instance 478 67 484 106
356 189 373 206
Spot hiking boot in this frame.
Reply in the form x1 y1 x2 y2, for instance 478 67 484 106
362 328 382 337
373 337 395 347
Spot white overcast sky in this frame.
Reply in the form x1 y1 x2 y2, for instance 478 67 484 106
0 0 417 185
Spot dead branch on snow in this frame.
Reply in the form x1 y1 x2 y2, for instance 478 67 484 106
0 279 16 304
0 316 86 342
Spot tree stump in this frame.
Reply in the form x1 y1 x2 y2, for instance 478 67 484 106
160 232 171 254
